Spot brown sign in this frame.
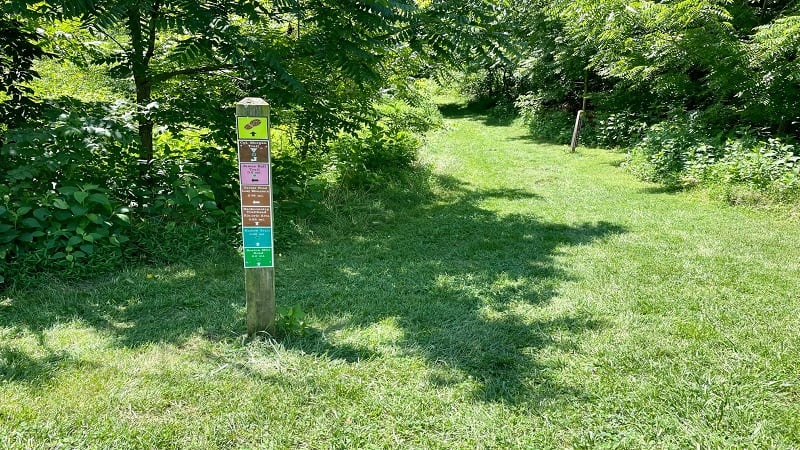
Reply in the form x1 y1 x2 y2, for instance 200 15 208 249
242 207 271 227
238 140 270 163
241 185 271 207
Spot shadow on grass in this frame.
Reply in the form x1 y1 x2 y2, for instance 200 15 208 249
438 102 516 127
275 173 626 405
1 149 625 408
639 184 686 195
1 166 625 404
0 247 246 354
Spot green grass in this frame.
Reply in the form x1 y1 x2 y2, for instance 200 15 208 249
3 101 800 449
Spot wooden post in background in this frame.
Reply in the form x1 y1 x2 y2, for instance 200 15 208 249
569 110 584 154
236 98 275 336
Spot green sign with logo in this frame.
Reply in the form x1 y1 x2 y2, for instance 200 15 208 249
237 116 268 140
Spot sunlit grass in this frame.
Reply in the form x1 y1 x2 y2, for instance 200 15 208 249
2 101 799 448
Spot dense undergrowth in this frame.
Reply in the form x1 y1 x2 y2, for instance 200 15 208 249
458 72 800 207
1 68 442 289
515 103 800 205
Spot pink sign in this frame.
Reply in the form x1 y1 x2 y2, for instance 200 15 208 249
240 163 270 185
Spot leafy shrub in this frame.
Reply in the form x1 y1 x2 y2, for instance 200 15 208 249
375 98 443 135
586 111 650 149
516 94 573 143
0 184 130 285
0 99 237 287
625 113 706 185
268 148 329 221
330 125 420 188
2 99 139 194
276 305 309 336
692 138 800 203
623 111 800 204
127 160 232 264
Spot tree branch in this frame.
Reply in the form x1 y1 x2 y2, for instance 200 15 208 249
152 64 236 83
144 0 161 64
89 23 127 54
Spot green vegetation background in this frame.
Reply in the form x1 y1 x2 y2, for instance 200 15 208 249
2 3 800 445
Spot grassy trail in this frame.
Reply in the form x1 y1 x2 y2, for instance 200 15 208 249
2 104 800 448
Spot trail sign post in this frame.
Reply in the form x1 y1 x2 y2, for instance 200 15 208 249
236 98 275 336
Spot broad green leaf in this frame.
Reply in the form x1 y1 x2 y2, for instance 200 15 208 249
54 210 71 221
20 218 41 228
58 186 79 195
70 205 89 216
33 208 50 221
74 191 89 204
88 193 112 209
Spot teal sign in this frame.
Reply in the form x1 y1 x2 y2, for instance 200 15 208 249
243 227 272 248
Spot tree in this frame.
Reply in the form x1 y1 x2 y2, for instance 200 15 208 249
28 0 271 161
0 4 47 134
1 0 518 176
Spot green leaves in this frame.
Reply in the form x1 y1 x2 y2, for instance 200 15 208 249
0 183 131 284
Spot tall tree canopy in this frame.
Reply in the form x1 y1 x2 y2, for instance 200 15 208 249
4 0 508 160
504 0 800 136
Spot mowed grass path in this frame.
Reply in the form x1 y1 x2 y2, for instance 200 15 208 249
2 104 800 448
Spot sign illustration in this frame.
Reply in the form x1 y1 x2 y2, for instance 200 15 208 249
240 163 270 185
237 117 268 140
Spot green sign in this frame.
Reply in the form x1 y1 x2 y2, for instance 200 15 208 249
237 116 268 140
244 247 273 268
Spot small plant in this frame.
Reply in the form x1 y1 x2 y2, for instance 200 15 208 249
276 304 308 336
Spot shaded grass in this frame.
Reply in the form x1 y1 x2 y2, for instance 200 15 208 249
2 100 800 448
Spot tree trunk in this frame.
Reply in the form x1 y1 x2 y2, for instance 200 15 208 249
127 2 157 162
135 75 154 162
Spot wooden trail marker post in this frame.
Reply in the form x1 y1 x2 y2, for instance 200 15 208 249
569 110 584 153
236 98 275 336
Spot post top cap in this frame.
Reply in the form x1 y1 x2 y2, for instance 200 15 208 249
237 97 269 106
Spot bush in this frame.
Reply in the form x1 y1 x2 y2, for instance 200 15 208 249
330 125 421 189
516 94 573 143
0 184 131 285
375 98 443 135
625 113 707 185
585 111 650 149
622 111 800 204
693 138 800 203
271 151 329 220
0 100 237 288
126 160 234 264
